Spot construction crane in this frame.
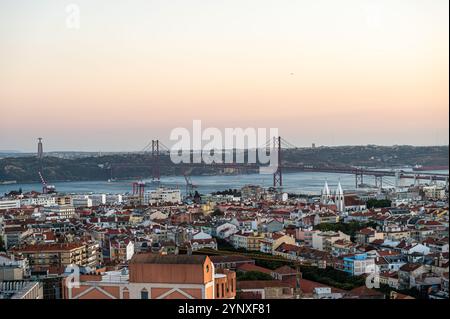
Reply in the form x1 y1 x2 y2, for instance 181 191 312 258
183 169 197 198
38 171 56 194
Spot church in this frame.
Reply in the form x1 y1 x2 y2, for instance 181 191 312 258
320 180 345 212
321 181 366 213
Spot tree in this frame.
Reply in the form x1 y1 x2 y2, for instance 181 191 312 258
315 221 379 239
366 199 392 209
300 266 365 290
211 208 224 217
212 189 241 197
215 238 235 250
255 259 285 270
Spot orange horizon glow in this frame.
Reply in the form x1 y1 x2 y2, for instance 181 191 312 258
0 0 448 151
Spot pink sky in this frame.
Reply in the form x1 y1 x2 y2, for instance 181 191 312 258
0 0 448 151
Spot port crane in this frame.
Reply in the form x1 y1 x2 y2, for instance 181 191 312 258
183 168 197 198
38 171 56 194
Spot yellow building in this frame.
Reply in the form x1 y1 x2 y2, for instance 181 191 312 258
232 231 265 251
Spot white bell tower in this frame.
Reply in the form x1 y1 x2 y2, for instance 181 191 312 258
321 180 331 204
335 181 345 212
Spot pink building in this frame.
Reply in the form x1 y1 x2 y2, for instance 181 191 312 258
63 254 235 299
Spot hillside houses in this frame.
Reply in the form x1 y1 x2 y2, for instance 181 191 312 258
1 181 448 299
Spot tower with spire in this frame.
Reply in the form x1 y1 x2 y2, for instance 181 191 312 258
321 180 331 204
335 181 345 212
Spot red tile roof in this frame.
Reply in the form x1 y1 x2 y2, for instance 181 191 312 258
349 286 385 298
237 280 292 290
273 265 297 275
293 278 346 294
236 263 272 274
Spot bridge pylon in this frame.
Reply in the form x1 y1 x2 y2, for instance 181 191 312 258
151 140 161 183
273 136 282 189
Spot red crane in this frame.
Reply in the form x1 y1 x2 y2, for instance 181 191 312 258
38 171 56 194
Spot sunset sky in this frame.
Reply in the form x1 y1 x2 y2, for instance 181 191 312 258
0 0 448 152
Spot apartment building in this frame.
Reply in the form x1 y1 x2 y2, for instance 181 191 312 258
398 263 427 290
231 231 264 251
342 253 376 276
11 242 100 270
314 212 339 225
295 228 315 246
190 238 218 251
0 199 21 210
422 186 447 200
146 188 181 204
20 195 56 207
109 239 134 263
241 185 264 201
355 227 384 244
44 205 76 219
72 196 93 208
0 254 30 280
312 231 350 252
1 226 33 250
259 233 296 254
56 196 73 206
0 281 43 299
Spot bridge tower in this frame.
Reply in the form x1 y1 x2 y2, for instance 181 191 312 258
394 170 401 190
151 140 161 183
355 170 364 189
273 136 282 188
375 176 383 189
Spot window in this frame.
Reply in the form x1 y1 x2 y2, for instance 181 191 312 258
206 265 209 273
216 284 220 298
141 289 149 299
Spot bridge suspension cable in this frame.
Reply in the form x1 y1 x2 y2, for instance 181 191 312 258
279 137 298 149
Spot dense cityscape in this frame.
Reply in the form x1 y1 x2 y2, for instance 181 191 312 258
0 138 448 300
1 1 448 311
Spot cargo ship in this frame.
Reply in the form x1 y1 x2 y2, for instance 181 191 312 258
413 165 449 171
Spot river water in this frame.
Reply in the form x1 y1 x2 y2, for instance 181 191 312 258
1 169 447 196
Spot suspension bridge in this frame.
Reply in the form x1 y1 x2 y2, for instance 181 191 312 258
110 138 449 191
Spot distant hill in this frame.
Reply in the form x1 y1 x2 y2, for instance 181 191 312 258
0 145 448 183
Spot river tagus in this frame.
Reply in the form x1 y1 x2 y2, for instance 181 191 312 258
1 169 447 196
